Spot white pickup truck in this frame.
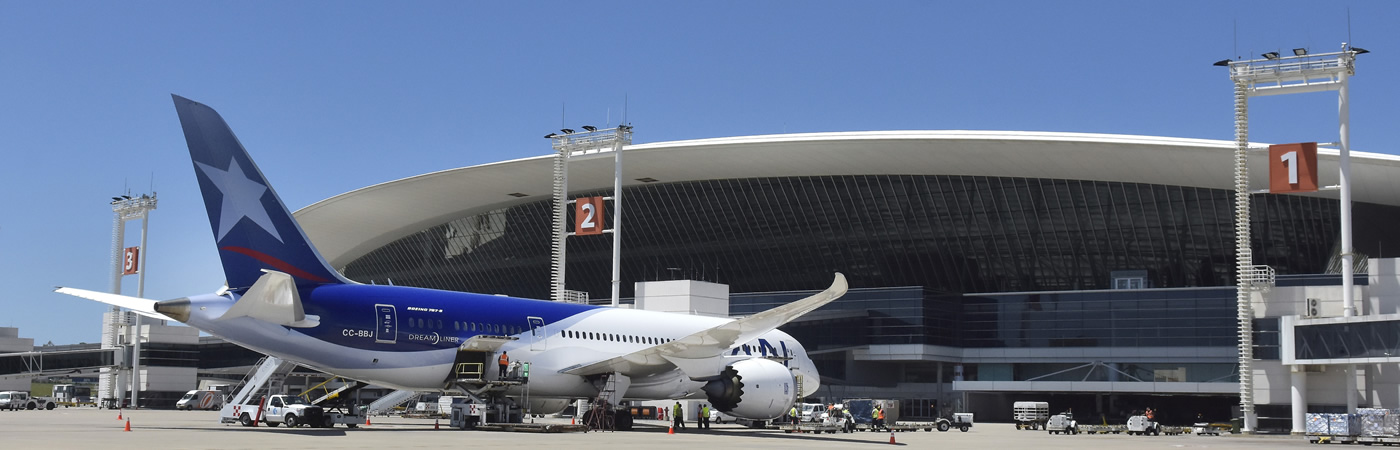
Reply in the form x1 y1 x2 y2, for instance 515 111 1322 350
228 394 360 428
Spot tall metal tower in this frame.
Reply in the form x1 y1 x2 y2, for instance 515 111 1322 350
1221 45 1366 433
99 192 156 408
547 125 633 306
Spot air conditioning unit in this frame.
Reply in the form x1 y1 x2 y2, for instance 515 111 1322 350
1304 298 1321 318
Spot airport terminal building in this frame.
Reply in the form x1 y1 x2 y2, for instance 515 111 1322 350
286 131 1400 430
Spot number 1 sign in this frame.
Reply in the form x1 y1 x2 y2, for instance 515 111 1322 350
1269 142 1318 193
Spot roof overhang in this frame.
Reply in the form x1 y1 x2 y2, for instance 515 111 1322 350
291 131 1400 267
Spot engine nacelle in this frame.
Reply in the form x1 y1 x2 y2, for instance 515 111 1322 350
527 398 572 415
701 358 797 420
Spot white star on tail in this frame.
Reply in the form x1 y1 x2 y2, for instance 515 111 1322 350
195 158 284 243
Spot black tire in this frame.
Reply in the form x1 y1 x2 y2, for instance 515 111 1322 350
240 413 254 427
323 416 335 428
26 402 35 410
615 412 634 431
937 421 950 432
347 423 359 429
960 425 970 432
265 419 278 427
45 403 54 410
284 414 298 428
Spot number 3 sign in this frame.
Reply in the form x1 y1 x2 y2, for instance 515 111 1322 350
122 246 140 275
1269 142 1318 193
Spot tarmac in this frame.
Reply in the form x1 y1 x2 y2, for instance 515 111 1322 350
0 407 1319 449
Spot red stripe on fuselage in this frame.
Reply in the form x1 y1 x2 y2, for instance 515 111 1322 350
220 246 332 283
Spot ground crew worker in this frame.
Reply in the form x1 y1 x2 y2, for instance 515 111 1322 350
842 404 854 433
498 351 509 379
874 404 886 430
789 404 799 425
672 402 684 430
700 404 710 429
1145 407 1155 421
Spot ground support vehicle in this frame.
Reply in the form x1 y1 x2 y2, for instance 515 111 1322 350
929 413 974 432
1014 401 1049 430
1047 412 1077 435
176 389 225 411
0 391 55 410
1192 423 1230 435
779 421 844 434
225 394 361 428
1078 424 1127 434
1127 415 1161 435
448 401 489 429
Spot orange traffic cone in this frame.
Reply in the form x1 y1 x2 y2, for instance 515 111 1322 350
118 409 123 420
888 429 896 444
668 425 675 435
435 419 440 430
124 419 131 432
365 416 372 426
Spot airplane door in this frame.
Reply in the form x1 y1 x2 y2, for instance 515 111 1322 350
527 316 545 351
375 304 397 344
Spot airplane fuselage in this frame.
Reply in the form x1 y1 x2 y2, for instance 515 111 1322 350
180 284 819 400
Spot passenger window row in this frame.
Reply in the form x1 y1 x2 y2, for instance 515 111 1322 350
404 318 523 336
561 329 671 345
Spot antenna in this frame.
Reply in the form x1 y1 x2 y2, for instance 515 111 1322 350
624 94 629 125
1233 18 1238 59
1347 7 1353 50
561 102 565 129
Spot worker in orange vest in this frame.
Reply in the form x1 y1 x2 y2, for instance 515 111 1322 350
498 351 509 379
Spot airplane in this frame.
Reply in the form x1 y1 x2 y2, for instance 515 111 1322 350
56 95 847 427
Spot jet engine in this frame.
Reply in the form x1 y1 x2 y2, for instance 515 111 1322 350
701 358 797 420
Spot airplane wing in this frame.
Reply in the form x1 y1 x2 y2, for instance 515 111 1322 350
561 272 847 379
54 287 171 321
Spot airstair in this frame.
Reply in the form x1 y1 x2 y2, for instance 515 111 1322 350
367 390 420 416
584 373 617 431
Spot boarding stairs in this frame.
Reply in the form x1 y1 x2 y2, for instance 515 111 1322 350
368 390 421 416
218 356 298 424
584 373 617 431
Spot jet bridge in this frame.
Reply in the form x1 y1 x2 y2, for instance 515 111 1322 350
0 348 120 379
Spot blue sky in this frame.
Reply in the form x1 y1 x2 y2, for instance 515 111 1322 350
2 1 1398 346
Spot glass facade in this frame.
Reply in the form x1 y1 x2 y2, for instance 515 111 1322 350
343 175 1386 302
1296 320 1400 360
959 288 1238 348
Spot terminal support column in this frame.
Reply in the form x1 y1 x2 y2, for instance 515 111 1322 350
1290 367 1307 435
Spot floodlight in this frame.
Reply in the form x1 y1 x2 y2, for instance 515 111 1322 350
1213 59 1232 67
545 133 558 138
561 128 574 134
582 125 597 132
1293 48 1307 56
1262 52 1280 60
1351 47 1370 55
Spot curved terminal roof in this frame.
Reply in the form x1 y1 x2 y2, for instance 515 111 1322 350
292 131 1400 267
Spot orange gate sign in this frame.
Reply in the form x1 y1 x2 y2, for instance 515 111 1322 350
122 246 140 275
574 196 605 236
1269 142 1319 193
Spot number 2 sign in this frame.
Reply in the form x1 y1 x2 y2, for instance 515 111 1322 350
574 196 605 236
1269 142 1318 193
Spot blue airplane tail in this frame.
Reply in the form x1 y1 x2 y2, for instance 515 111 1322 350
171 95 348 289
